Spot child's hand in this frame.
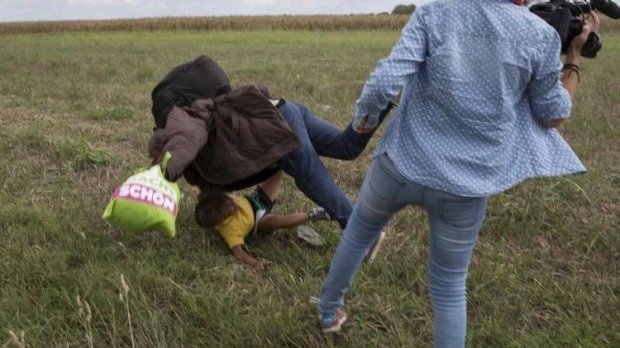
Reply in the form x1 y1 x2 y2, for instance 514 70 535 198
253 260 271 270
231 244 271 270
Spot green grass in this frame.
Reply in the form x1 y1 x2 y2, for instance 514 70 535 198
0 28 619 347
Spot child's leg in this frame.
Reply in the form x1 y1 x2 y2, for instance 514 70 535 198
258 207 330 232
258 212 309 233
257 170 284 202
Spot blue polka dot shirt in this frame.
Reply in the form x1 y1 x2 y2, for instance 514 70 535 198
354 0 586 197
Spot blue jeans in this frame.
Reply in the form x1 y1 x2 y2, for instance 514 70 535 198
277 101 392 229
319 153 487 347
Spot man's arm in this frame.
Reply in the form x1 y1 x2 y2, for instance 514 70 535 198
230 245 270 270
159 108 209 181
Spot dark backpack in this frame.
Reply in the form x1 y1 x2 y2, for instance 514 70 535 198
151 55 231 128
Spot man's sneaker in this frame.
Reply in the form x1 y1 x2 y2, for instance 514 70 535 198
364 230 386 263
308 207 330 221
319 309 348 334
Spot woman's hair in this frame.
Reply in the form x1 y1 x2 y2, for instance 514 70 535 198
194 190 234 228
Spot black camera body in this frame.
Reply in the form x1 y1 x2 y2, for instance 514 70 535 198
528 0 620 58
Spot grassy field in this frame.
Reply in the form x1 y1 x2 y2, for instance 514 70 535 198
0 22 619 347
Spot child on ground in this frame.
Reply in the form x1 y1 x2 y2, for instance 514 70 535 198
194 170 330 270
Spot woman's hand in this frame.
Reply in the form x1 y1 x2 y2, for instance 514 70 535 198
566 12 601 62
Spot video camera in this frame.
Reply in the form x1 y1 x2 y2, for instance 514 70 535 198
528 0 620 58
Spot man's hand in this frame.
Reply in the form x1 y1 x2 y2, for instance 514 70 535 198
354 115 378 134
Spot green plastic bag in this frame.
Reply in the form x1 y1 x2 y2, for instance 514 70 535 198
102 153 181 237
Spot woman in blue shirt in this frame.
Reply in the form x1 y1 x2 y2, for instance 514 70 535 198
316 0 600 345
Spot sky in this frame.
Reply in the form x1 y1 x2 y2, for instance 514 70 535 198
0 0 433 23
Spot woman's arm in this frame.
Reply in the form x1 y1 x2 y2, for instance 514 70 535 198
539 13 600 128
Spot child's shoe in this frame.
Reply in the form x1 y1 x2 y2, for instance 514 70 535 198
319 309 348 334
308 207 330 221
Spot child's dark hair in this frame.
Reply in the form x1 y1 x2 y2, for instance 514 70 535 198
194 189 233 228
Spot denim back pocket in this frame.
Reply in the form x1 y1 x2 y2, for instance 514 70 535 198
367 153 407 203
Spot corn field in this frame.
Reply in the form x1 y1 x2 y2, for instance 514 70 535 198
0 15 411 34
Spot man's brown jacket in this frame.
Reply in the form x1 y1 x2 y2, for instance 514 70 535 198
159 84 300 191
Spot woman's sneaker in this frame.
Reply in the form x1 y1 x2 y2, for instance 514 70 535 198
319 309 348 334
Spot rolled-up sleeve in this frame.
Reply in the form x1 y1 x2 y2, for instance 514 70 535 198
353 8 428 130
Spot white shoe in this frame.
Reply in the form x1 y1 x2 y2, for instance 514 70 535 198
297 225 325 246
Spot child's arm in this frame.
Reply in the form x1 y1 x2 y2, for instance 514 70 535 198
230 244 271 270
216 219 270 270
